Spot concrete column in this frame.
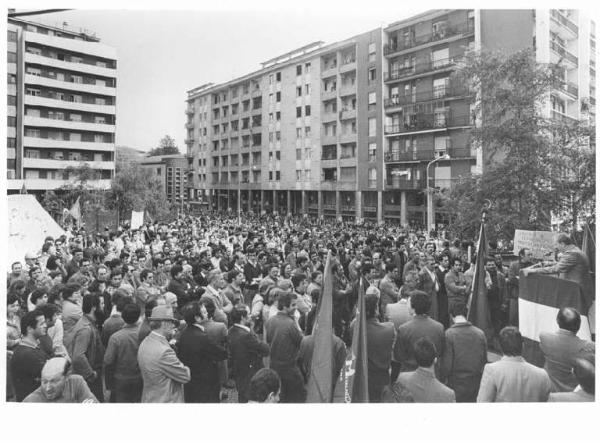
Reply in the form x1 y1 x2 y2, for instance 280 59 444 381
355 190 362 223
377 190 383 224
216 190 221 211
335 190 341 220
317 191 323 217
287 190 292 214
260 190 265 213
237 188 241 216
301 191 307 213
400 191 407 227
273 190 278 214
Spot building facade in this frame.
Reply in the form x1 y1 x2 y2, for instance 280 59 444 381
185 9 595 226
7 17 117 193
140 155 189 206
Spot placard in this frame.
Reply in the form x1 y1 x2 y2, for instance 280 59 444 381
513 229 557 260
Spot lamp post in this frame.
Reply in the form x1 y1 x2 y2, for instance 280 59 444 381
426 153 450 234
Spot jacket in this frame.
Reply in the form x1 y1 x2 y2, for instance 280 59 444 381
396 367 456 403
444 270 468 300
61 300 83 335
137 331 191 403
417 268 440 320
477 356 551 402
535 245 592 302
394 315 445 372
64 315 104 381
228 324 270 400
539 328 595 392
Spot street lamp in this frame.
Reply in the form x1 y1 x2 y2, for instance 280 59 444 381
426 153 450 234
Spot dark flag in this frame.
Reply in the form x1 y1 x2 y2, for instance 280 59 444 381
467 218 493 341
348 278 369 403
306 251 334 403
581 223 595 275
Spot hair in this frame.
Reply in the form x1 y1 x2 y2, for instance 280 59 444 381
37 303 59 321
7 293 20 306
291 273 307 290
499 326 523 356
231 304 249 324
247 368 281 402
145 299 158 319
20 310 45 335
361 263 374 276
556 307 581 333
451 258 463 267
182 301 203 326
30 287 49 305
277 291 297 310
9 279 27 295
115 294 133 313
518 248 530 258
140 269 152 282
410 291 431 315
449 302 468 318
310 271 322 282
365 294 379 319
29 266 41 277
110 269 122 280
385 262 397 274
227 269 241 283
61 283 81 301
81 294 100 315
121 303 141 325
573 358 595 395
414 337 437 368
170 264 184 278
199 297 216 319
296 255 308 266
556 233 573 246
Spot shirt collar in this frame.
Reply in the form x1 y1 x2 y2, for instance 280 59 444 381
234 323 251 332
501 355 525 362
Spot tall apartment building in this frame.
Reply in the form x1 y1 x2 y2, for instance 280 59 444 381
7 17 117 193
185 9 595 225
140 155 189 206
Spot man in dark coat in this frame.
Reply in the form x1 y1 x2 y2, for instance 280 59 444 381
178 302 228 403
228 305 270 403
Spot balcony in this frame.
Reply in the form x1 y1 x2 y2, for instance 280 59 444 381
386 57 459 82
24 95 116 115
448 147 476 159
550 10 578 36
23 115 115 133
385 150 435 162
23 157 114 170
24 73 117 96
185 138 195 145
558 81 579 99
321 64 338 78
322 111 338 123
385 113 472 135
323 204 336 211
23 136 114 152
384 22 474 56
322 89 337 100
19 178 112 191
339 84 356 97
340 108 356 120
24 51 116 78
551 109 578 123
384 85 470 109
550 41 578 66
386 177 427 190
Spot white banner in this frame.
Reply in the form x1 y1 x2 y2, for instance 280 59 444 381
131 210 144 229
513 229 557 260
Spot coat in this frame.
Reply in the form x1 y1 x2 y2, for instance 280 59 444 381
396 367 455 403
364 318 395 402
178 324 228 403
64 315 104 381
476 356 551 402
137 331 191 403
539 329 595 392
417 268 440 321
228 324 270 402
394 315 445 372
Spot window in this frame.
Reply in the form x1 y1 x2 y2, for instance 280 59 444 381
26 88 41 96
432 21 447 39
275 151 281 160
276 72 281 82
368 42 376 62
269 74 274 84
7 52 17 63
8 30 17 42
305 126 311 137
368 68 376 83
8 95 16 105
305 105 311 116
276 111 281 121
7 116 16 127
8 138 16 148
368 168 377 188
297 86 302 97
433 77 449 98
368 117 377 137
26 67 42 76
305 62 311 73
269 171 273 181
296 65 302 75
275 171 280 180
276 131 281 141
305 84 310 95
70 75 83 84
297 107 302 118
431 48 450 68
368 92 376 111
276 92 281 102
296 149 302 160
70 113 82 122
296 128 302 138
8 73 17 84
296 170 303 180
368 143 377 162
340 167 356 181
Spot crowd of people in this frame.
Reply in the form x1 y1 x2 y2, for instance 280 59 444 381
5 211 595 403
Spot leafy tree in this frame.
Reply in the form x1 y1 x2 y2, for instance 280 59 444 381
148 135 180 156
441 49 595 241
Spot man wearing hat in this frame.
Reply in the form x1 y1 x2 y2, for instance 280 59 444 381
137 305 191 403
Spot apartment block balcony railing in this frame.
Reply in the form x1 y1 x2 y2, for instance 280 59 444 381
385 113 472 134
368 179 377 189
363 205 377 212
185 107 194 115
385 150 436 162
308 203 319 210
384 85 470 108
323 204 337 211
386 57 460 82
550 9 578 36
550 40 578 65
185 138 195 145
551 109 578 123
559 81 579 98
386 177 427 190
384 22 474 55
322 153 337 161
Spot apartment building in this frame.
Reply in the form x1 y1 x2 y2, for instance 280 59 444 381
7 17 117 193
186 9 595 225
140 155 188 205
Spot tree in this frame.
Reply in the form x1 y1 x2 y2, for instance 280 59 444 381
148 135 180 156
441 49 595 241
106 162 172 223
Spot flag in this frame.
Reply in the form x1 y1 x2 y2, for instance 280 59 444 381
69 196 81 227
348 278 369 403
581 223 595 275
467 219 493 342
306 251 334 403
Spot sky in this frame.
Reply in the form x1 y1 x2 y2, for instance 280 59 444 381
16 6 427 152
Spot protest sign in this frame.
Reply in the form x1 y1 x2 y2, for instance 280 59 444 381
131 210 144 229
513 229 557 260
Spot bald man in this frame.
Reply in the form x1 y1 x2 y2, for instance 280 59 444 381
23 357 98 403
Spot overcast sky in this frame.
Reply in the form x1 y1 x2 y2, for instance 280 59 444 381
20 7 428 152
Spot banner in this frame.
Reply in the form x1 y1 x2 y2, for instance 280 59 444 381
131 210 145 230
513 229 557 261
467 221 493 342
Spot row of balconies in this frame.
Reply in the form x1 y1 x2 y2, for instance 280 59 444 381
384 85 470 108
550 9 578 36
385 112 472 135
386 57 460 82
550 40 578 66
384 21 475 56
385 146 475 163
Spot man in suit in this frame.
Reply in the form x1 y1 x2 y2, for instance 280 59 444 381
440 302 488 402
548 357 595 402
178 301 228 403
379 263 399 318
362 294 396 402
394 291 445 374
137 305 191 403
396 337 455 403
444 258 469 315
417 255 440 321
477 327 551 402
243 247 262 305
539 307 595 392
228 305 270 403
435 253 451 328
506 248 534 327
